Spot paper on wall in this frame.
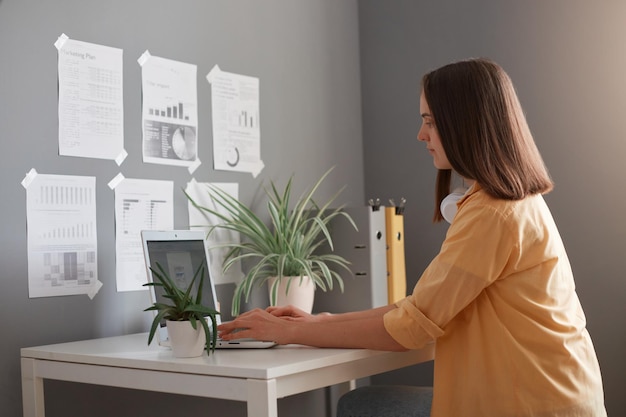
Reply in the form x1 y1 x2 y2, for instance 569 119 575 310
139 51 200 169
23 170 102 298
55 34 126 164
186 179 243 285
111 176 174 292
207 65 264 177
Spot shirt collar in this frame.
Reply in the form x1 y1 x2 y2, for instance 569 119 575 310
458 182 481 206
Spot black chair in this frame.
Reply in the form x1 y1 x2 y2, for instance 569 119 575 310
336 385 433 417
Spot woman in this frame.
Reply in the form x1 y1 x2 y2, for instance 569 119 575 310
218 58 606 416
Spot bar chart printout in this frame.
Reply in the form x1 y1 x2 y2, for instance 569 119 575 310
207 65 264 177
140 54 198 167
148 102 189 121
114 178 173 292
26 174 99 298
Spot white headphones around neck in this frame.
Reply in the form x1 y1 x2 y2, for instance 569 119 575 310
440 187 469 224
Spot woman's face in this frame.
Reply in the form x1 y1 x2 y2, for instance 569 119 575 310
418 92 452 170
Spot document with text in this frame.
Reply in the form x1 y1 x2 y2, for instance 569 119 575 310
113 177 174 292
56 34 125 162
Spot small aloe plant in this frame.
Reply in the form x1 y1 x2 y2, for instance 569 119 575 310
143 262 220 355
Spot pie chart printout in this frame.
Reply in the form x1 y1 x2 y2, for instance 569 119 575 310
172 126 196 161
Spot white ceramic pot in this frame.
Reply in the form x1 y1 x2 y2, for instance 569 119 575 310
267 276 315 313
166 319 205 358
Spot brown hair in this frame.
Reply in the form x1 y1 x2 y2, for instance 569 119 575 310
421 58 553 222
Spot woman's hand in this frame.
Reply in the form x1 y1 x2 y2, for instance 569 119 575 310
217 308 296 345
266 305 330 322
217 304 403 350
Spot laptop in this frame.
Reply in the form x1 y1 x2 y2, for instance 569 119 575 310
141 229 276 349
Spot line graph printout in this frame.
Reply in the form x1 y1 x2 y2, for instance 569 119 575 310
25 173 100 298
114 178 173 292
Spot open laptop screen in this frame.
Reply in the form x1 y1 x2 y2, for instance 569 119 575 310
142 229 276 349
142 230 221 345
146 238 219 312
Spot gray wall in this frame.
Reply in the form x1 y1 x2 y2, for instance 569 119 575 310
359 1 626 415
3 1 625 416
0 1 363 416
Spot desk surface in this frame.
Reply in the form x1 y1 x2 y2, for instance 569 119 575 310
21 332 433 380
21 333 435 417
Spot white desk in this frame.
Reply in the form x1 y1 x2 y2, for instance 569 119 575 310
21 333 434 417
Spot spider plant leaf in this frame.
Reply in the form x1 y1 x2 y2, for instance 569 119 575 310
189 166 359 316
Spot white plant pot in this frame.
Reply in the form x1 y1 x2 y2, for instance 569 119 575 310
267 276 315 313
166 319 205 358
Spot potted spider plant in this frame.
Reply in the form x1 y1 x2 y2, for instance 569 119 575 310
143 262 220 357
186 168 358 316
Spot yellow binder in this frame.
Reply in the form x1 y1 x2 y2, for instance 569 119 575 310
385 202 407 304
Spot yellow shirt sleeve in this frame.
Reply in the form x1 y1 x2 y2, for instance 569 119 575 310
385 197 517 349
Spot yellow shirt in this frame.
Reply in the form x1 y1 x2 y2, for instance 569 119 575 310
384 184 606 417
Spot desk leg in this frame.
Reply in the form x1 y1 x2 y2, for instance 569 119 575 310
329 380 356 417
21 358 45 417
246 378 278 417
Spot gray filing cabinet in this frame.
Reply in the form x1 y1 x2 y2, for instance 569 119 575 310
313 206 388 314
